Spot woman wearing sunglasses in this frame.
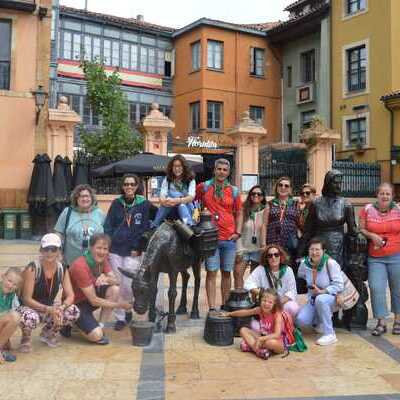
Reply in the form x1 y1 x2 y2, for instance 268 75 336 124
104 174 156 331
264 177 300 261
244 245 299 317
297 184 316 237
18 234 80 352
234 185 267 288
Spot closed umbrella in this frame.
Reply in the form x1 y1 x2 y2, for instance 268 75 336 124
53 155 69 216
73 157 89 188
63 156 73 194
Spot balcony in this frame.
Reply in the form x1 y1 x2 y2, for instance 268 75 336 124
0 0 36 12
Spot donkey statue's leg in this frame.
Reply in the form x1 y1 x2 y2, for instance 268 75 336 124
176 270 190 315
148 271 159 323
166 271 178 333
190 258 201 319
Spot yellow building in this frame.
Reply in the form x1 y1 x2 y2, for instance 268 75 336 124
331 0 400 187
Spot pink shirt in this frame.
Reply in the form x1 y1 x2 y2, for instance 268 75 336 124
359 204 400 257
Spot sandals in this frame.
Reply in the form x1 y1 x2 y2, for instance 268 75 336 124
372 324 387 337
393 321 400 335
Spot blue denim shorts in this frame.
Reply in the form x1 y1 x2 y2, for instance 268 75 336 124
205 240 237 272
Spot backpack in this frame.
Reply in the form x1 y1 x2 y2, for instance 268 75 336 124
281 311 307 353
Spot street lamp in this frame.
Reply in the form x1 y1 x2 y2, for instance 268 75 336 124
33 85 47 125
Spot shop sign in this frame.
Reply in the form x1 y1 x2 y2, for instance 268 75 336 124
187 136 218 149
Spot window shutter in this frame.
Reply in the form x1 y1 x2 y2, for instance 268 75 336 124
250 47 254 74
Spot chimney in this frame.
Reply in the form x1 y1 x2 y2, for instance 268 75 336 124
136 14 144 23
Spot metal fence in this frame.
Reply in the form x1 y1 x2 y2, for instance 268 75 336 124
332 160 381 197
259 147 308 196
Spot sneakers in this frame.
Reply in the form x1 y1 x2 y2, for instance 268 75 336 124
316 333 338 346
39 332 60 348
1 350 16 362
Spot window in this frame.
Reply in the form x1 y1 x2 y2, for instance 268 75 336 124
157 50 165 75
250 48 265 76
346 0 366 15
287 123 293 143
190 102 200 132
249 106 264 124
103 39 111 65
0 20 12 90
287 66 292 88
347 45 366 92
346 117 366 147
207 101 222 131
300 49 315 83
207 40 223 70
301 110 315 130
191 41 201 71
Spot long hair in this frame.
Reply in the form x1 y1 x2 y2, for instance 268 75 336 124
260 244 289 267
242 185 266 222
166 154 194 185
259 288 282 313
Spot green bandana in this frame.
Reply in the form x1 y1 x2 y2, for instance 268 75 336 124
264 265 288 288
118 194 145 208
173 180 186 193
84 250 103 278
373 201 396 212
271 197 295 208
250 205 265 220
209 178 230 199
304 253 329 272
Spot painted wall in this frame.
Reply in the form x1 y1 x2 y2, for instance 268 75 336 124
173 25 281 147
331 0 396 182
0 2 51 205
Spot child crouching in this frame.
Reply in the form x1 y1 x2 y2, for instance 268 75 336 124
223 288 285 359
0 267 23 363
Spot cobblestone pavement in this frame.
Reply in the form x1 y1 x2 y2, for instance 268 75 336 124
1 242 400 399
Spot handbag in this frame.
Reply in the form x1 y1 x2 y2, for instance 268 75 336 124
326 259 359 310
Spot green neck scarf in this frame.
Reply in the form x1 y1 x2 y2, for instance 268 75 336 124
271 197 295 208
84 250 102 277
264 264 287 288
210 178 230 199
118 194 145 209
304 253 329 272
373 201 396 213
250 205 265 220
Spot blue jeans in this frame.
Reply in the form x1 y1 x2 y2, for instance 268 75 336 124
296 294 337 335
206 240 237 272
368 253 400 319
153 188 194 227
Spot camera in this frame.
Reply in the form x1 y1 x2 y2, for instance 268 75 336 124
252 236 257 244
82 237 89 249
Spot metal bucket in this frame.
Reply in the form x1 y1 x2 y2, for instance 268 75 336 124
130 321 155 347
204 311 234 346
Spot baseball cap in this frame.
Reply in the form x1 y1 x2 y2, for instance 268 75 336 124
41 233 62 249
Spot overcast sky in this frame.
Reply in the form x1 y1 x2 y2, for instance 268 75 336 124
59 0 294 28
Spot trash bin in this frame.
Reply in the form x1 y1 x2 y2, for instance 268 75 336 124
19 211 32 240
3 209 18 240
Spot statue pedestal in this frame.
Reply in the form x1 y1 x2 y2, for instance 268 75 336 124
142 103 174 156
46 96 81 161
227 111 266 190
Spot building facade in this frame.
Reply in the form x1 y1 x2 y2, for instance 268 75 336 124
51 5 174 143
0 0 52 208
171 18 282 157
267 0 330 143
331 0 400 184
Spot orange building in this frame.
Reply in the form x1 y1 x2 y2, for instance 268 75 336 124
0 0 52 208
171 19 281 155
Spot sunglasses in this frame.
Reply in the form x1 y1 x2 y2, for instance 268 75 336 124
267 252 280 259
302 191 311 196
278 183 290 188
123 182 138 187
42 246 59 253
250 192 263 197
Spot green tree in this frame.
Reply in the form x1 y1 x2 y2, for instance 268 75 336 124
79 60 143 158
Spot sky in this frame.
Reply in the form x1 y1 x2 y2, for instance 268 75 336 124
59 0 294 28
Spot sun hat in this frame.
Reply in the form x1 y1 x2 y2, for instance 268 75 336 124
41 233 62 249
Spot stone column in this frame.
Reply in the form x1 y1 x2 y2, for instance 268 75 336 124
226 111 267 190
301 119 340 194
46 96 81 161
142 103 175 156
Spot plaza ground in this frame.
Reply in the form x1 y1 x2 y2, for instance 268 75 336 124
1 241 400 400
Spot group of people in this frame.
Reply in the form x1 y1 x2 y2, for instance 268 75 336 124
0 154 399 363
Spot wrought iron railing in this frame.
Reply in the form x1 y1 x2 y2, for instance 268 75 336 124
0 61 10 90
333 160 381 197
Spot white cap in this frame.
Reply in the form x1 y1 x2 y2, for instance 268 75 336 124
41 233 62 249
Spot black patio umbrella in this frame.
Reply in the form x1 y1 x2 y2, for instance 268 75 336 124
27 154 56 236
63 156 73 194
73 157 89 188
53 155 69 216
91 153 203 178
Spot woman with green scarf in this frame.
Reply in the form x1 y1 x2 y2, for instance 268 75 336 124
244 244 299 318
296 237 344 346
69 234 132 344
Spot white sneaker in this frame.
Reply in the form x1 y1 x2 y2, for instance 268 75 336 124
316 333 338 346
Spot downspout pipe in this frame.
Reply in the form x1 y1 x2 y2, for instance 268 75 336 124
384 102 394 183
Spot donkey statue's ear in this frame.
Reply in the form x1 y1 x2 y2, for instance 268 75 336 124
118 267 136 280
